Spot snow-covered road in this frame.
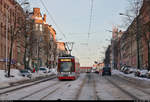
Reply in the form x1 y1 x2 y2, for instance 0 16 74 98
0 73 150 100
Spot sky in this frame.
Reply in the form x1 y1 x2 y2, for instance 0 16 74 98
28 0 129 66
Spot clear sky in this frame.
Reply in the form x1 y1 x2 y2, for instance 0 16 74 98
28 0 129 66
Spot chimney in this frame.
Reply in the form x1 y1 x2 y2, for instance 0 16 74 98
43 14 46 22
33 8 41 17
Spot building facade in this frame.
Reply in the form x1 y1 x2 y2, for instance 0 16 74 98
104 0 150 70
0 0 26 70
56 42 68 57
28 8 57 70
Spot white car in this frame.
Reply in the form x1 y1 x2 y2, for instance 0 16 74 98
39 67 48 73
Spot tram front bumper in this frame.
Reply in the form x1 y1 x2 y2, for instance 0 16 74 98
58 76 76 80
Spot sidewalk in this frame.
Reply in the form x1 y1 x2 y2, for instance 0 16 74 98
0 73 56 89
0 83 10 88
112 70 150 86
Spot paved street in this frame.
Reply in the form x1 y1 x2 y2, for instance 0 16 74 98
0 73 150 100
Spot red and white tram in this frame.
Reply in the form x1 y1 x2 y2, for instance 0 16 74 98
57 55 80 80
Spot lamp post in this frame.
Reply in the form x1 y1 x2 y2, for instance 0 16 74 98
119 13 140 69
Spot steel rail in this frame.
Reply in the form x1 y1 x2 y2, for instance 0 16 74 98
40 82 69 100
74 77 87 100
113 75 150 95
93 79 101 100
19 81 60 100
105 76 140 100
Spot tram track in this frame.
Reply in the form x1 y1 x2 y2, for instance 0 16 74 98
115 74 150 88
105 75 150 100
112 75 150 97
93 79 101 100
0 75 57 96
105 76 139 100
74 77 87 100
75 73 101 100
40 82 69 100
19 81 60 100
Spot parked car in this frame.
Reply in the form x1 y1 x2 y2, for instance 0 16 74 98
134 69 148 78
123 67 135 74
120 66 134 74
123 67 130 74
39 67 48 73
146 71 150 78
139 70 148 78
134 69 141 77
128 68 136 73
19 69 32 78
120 66 126 72
25 67 34 73
102 67 111 76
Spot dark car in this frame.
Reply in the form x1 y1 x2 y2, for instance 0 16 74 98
102 67 111 76
20 70 32 78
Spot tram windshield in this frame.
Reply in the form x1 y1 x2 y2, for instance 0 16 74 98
60 62 73 72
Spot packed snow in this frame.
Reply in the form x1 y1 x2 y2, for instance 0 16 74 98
112 69 150 82
0 74 86 100
0 68 57 88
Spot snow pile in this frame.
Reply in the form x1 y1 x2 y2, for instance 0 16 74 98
0 67 58 86
0 69 27 83
112 69 150 82
50 68 57 75
111 69 122 75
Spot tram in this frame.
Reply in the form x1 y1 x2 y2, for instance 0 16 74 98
57 55 80 80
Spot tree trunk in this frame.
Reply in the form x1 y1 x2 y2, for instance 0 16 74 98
148 41 150 71
24 35 28 69
8 33 14 77
46 46 49 68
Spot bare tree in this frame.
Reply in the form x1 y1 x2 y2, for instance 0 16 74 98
43 26 52 68
120 0 143 28
121 0 150 70
7 15 25 77
23 12 34 69
119 0 143 69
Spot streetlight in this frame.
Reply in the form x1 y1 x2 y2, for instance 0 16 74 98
119 12 140 69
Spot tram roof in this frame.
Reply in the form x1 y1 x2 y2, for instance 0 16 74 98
58 56 79 63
